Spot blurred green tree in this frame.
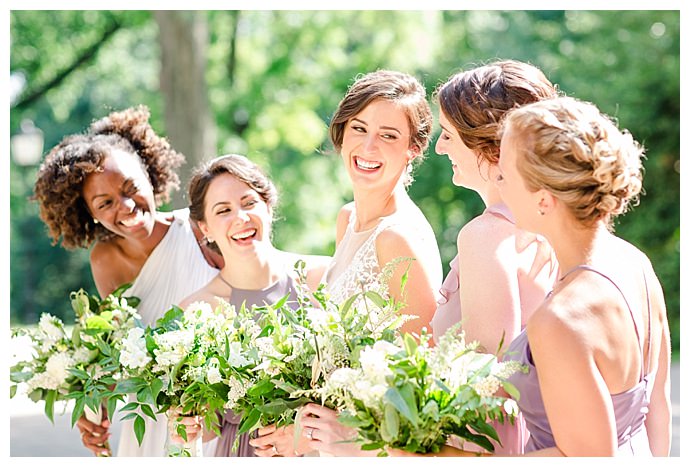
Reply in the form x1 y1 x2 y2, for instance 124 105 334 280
9 10 680 354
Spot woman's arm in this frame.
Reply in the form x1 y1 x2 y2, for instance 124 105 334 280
455 215 522 354
645 273 672 455
376 227 439 337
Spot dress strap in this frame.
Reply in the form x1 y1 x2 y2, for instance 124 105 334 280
642 269 653 375
559 265 648 381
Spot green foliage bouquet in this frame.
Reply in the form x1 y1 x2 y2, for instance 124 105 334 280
232 261 411 439
114 299 258 456
315 327 526 455
10 285 142 455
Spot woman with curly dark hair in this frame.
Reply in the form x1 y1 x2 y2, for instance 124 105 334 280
33 105 222 457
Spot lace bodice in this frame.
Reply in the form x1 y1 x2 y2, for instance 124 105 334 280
323 210 394 305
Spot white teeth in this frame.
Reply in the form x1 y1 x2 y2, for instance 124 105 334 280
355 157 382 170
120 211 143 227
231 229 256 240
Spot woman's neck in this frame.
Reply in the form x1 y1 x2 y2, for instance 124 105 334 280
220 246 283 290
115 210 172 262
546 219 611 278
352 182 407 231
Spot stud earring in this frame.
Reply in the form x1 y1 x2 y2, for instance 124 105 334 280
538 209 545 216
93 218 100 224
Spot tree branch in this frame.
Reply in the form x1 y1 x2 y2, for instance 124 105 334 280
13 18 122 111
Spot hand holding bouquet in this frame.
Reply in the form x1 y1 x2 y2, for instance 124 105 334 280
10 284 142 455
316 327 526 455
114 299 258 456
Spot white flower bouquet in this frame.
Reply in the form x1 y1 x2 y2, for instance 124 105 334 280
10 284 142 455
315 327 526 455
114 299 258 456
232 260 410 439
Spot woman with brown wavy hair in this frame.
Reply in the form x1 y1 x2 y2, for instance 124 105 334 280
33 106 222 457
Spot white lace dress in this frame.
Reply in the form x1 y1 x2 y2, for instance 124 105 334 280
322 208 403 305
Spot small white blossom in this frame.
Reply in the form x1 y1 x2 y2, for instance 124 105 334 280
120 328 152 370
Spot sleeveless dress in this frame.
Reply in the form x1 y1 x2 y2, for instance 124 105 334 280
117 208 218 456
505 265 655 455
430 203 528 455
213 272 302 457
323 204 440 306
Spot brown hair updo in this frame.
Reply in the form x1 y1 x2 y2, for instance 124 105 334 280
436 60 558 166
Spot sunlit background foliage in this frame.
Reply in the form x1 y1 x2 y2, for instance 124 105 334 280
9 10 680 354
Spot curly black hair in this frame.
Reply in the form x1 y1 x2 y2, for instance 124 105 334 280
33 105 185 249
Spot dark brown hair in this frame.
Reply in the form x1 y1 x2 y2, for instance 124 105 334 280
436 60 558 166
188 154 278 224
33 105 185 249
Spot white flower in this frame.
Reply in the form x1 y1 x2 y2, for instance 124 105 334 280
44 352 74 388
120 328 152 370
37 314 64 351
492 360 525 380
153 329 195 368
306 307 327 330
38 314 64 340
184 301 214 324
224 377 248 409
73 346 93 364
472 375 501 397
504 398 519 416
206 365 222 385
359 345 393 382
227 342 251 368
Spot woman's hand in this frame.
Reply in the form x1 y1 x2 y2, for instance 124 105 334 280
76 412 111 456
299 403 373 456
167 408 203 444
249 423 310 457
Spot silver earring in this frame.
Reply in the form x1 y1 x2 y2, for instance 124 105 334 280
93 218 100 224
205 237 214 244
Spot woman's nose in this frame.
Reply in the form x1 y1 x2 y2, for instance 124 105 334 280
120 196 135 212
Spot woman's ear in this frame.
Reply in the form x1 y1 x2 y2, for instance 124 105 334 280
407 145 421 163
536 189 557 215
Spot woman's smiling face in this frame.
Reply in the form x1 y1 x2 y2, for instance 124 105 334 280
340 98 416 191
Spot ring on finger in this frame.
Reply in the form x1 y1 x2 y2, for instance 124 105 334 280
306 428 314 440
272 444 278 455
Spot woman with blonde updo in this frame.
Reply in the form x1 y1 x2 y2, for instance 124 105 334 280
391 96 671 458
488 96 671 456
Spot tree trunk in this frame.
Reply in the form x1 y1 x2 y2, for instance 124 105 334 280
154 11 216 208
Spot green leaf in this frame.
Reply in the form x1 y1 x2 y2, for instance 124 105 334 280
133 414 146 446
85 315 115 332
381 404 399 442
10 385 17 398
501 381 521 401
247 378 275 397
257 399 289 416
120 402 140 412
119 412 140 421
403 333 418 356
71 397 86 427
111 282 133 297
363 291 388 308
237 408 261 435
44 390 57 424
140 404 157 421
136 386 154 405
385 385 419 426
469 417 499 442
68 368 91 380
